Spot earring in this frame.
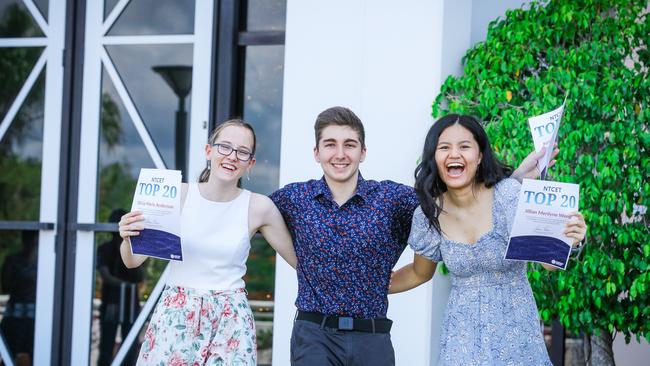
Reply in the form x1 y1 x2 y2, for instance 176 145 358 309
246 171 251 181
207 160 211 170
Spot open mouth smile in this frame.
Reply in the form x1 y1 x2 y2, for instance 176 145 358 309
220 163 238 172
446 162 465 177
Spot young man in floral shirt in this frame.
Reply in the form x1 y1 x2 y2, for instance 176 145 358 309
270 106 544 365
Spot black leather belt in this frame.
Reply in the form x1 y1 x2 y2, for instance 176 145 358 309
295 311 392 333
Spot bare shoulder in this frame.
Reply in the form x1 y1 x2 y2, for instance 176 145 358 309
248 192 277 231
249 192 274 213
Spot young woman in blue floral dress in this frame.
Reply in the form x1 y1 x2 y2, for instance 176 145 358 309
391 114 586 365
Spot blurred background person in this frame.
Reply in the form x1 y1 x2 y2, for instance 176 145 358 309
96 209 144 366
0 230 38 366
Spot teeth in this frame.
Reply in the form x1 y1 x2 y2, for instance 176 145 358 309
447 163 464 168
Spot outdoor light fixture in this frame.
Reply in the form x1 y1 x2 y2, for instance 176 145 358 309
152 65 192 179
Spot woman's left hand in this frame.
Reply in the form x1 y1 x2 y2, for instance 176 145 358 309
564 211 587 246
512 144 560 181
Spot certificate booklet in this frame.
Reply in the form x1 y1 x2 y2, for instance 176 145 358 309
528 102 565 179
504 179 579 270
129 168 183 261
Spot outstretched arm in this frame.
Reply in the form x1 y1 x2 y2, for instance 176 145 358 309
254 195 298 268
511 145 559 182
389 254 437 294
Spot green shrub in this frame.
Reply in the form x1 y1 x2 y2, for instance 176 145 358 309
432 0 649 343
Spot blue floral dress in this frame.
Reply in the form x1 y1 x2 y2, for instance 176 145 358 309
408 178 552 365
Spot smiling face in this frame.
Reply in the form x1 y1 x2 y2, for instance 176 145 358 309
205 125 256 183
434 123 482 190
314 125 366 186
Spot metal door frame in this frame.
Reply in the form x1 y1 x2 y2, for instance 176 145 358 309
0 0 66 365
66 0 214 365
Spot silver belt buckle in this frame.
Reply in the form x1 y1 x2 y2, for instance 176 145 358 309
338 316 354 330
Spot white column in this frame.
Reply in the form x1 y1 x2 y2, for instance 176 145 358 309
274 1 453 365
425 2 473 364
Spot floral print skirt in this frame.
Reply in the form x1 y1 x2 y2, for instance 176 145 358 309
137 285 256 365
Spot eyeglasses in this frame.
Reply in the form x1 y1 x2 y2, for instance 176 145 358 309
212 143 254 162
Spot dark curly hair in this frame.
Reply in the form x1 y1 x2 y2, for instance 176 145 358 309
414 114 512 232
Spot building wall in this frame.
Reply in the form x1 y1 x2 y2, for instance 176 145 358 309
272 0 649 365
271 0 510 364
613 334 650 366
272 1 530 364
273 0 445 364
470 0 532 45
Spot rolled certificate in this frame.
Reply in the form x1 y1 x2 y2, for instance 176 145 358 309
528 102 565 180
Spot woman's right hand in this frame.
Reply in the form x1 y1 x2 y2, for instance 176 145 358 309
118 211 145 243
119 211 148 268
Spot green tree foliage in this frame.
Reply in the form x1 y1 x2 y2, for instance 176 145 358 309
0 4 45 153
432 0 649 343
0 4 45 292
96 162 136 222
100 92 123 149
0 3 42 37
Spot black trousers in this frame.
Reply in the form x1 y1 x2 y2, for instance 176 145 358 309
97 307 140 366
290 319 395 366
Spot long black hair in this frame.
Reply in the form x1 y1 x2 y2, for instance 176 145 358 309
414 114 512 232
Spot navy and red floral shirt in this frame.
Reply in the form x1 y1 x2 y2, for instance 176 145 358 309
270 173 418 318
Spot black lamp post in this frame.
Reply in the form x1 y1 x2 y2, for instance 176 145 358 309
152 65 192 179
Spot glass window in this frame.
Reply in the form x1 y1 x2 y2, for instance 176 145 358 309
241 45 284 196
103 0 120 20
0 47 43 126
0 1 45 37
93 69 170 364
245 0 286 31
33 0 48 21
0 230 39 364
241 44 286 361
96 67 157 222
0 1 47 363
107 0 195 36
0 69 45 221
90 230 165 365
239 2 286 361
105 44 194 175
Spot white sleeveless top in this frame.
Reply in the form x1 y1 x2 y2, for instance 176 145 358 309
167 183 251 291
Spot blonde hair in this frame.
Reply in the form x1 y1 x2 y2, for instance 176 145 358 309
198 119 256 183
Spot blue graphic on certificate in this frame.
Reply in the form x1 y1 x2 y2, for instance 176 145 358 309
129 168 183 261
505 179 580 270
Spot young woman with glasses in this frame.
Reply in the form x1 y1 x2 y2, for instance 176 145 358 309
118 119 297 365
